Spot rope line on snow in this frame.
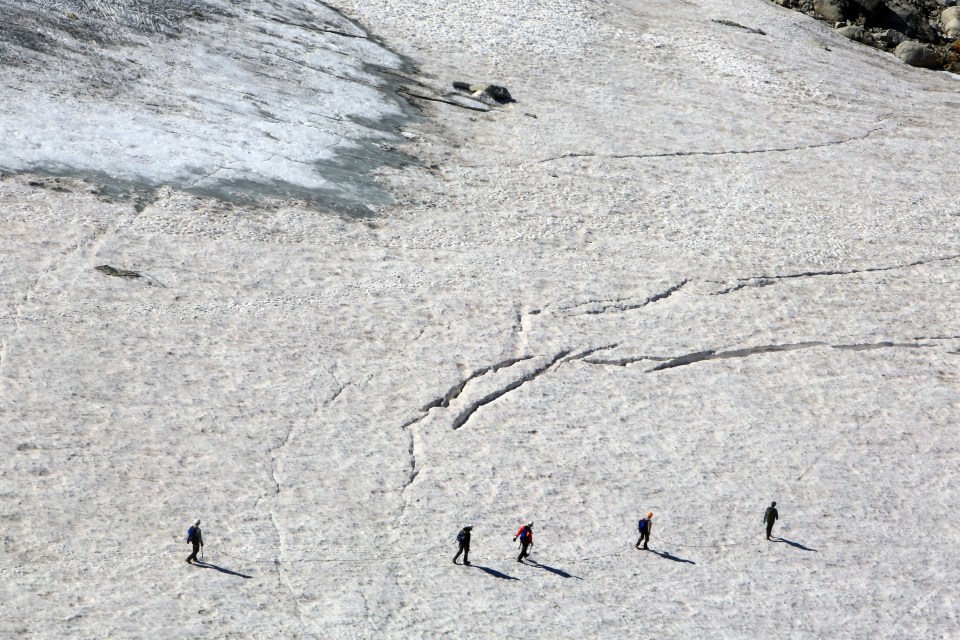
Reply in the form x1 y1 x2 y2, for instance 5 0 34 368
5 501 771 568
655 535 757 549
212 542 448 565
525 534 758 566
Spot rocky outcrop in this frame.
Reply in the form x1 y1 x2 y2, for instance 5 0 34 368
769 0 960 72
851 0 887 12
895 39 942 65
95 265 141 279
452 82 515 104
814 0 851 22
836 24 868 39
943 6 960 38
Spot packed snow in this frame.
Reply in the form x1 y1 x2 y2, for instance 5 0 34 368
1 0 959 638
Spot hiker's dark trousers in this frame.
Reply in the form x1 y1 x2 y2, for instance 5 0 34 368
766 521 775 539
637 531 650 548
187 541 201 563
454 544 469 564
518 542 531 561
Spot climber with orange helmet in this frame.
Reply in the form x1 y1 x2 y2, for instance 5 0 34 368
636 512 653 550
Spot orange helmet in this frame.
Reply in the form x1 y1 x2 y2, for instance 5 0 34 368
647 512 653 518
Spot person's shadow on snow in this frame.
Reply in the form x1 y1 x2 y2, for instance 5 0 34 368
651 550 696 565
525 559 583 580
775 538 818 552
193 561 254 579
469 565 519 581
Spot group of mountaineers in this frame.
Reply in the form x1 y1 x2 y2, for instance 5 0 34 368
182 502 781 567
447 502 781 566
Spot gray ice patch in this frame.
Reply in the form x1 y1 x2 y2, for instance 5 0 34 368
0 0 420 215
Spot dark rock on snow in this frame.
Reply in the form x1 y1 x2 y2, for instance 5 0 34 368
95 265 142 278
452 82 514 104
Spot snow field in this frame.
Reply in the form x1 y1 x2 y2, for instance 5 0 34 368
2 0 960 637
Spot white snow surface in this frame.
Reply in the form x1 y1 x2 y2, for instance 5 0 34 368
2 0 960 638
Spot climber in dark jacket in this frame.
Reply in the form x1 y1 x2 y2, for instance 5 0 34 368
636 512 653 550
186 519 203 564
453 526 472 565
763 502 779 540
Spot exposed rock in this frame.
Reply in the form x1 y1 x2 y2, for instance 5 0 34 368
771 0 957 72
452 82 514 104
946 40 960 71
895 39 941 65
874 28 908 45
850 0 887 11
943 6 960 37
837 24 867 39
711 19 768 35
883 1 938 39
814 0 850 22
95 265 142 278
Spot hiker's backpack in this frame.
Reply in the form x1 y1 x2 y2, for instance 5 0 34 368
639 518 648 533
187 526 197 543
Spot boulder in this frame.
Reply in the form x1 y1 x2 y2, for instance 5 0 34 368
837 24 867 39
943 6 960 38
874 28 907 45
895 40 940 66
884 1 938 40
814 0 849 22
95 265 141 278
850 0 886 11
452 82 514 104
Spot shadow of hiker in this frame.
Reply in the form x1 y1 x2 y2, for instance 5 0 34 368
525 559 583 580
470 565 519 581
194 561 253 579
651 550 696 565
775 538 818 552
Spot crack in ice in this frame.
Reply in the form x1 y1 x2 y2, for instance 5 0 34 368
450 350 571 430
567 279 690 316
646 340 937 373
396 88 490 113
539 127 883 164
257 13 369 40
713 254 960 295
269 512 311 637
395 428 421 524
450 346 616 430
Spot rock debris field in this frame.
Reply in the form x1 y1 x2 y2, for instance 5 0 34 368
1 0 959 638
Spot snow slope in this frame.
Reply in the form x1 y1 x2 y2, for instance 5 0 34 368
1 0 959 638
